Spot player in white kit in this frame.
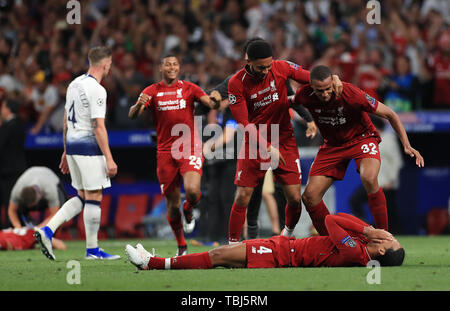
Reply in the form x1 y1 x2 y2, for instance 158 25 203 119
34 46 120 260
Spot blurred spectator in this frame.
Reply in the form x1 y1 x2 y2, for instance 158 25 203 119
379 55 421 112
27 70 60 134
355 48 391 101
426 30 450 109
0 0 448 136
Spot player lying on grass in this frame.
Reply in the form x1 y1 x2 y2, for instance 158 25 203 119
125 213 404 270
0 227 66 251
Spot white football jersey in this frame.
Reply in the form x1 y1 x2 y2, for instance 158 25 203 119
65 74 107 156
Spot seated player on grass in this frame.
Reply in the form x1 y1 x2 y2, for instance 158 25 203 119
125 213 404 270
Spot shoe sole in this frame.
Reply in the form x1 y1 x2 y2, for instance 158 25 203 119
34 231 55 261
85 256 121 260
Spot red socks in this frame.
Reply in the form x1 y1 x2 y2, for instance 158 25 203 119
368 187 388 230
166 211 186 247
183 194 201 214
147 251 213 270
285 202 302 230
306 200 330 236
228 203 247 242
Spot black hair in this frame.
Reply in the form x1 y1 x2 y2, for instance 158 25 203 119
160 53 178 64
376 247 405 266
246 40 273 60
243 37 265 54
310 65 332 82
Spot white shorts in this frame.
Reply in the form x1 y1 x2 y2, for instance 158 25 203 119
67 155 111 190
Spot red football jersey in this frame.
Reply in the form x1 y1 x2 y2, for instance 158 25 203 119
228 60 310 149
142 79 206 153
293 82 380 147
290 213 371 267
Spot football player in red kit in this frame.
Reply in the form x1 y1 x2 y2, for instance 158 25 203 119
226 40 343 243
0 227 36 250
125 212 405 270
128 55 221 255
293 65 424 235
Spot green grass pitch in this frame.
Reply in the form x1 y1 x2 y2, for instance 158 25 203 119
0 236 449 291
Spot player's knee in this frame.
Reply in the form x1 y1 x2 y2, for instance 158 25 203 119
208 248 225 266
360 173 379 191
184 186 200 203
286 193 301 207
301 190 316 207
235 190 252 206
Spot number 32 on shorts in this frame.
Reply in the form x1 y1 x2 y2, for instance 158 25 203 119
361 142 378 155
189 155 202 170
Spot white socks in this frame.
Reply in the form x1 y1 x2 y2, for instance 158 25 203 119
83 200 101 249
47 195 84 233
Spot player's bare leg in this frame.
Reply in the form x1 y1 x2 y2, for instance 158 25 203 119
182 171 201 234
280 183 301 236
302 175 334 235
165 187 188 255
228 186 254 244
208 243 247 268
359 158 388 230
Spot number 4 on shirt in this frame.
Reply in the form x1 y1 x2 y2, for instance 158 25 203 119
252 246 273 254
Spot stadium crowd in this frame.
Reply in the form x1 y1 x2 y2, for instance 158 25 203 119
0 0 449 135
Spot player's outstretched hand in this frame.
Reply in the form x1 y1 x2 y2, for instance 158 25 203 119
404 146 424 168
59 152 70 175
106 158 118 178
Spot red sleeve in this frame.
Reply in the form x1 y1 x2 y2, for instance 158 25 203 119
278 60 310 84
141 85 154 108
188 82 207 100
228 76 270 148
344 83 378 113
325 214 366 251
336 212 370 228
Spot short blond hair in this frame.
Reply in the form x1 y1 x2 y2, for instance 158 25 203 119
88 46 112 66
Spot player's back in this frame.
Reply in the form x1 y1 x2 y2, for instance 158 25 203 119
65 74 107 156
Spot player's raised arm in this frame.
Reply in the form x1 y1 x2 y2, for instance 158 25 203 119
129 92 150 119
373 102 424 168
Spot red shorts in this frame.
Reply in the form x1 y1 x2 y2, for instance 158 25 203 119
309 137 381 180
243 236 294 268
234 137 301 187
0 228 35 250
157 151 203 195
